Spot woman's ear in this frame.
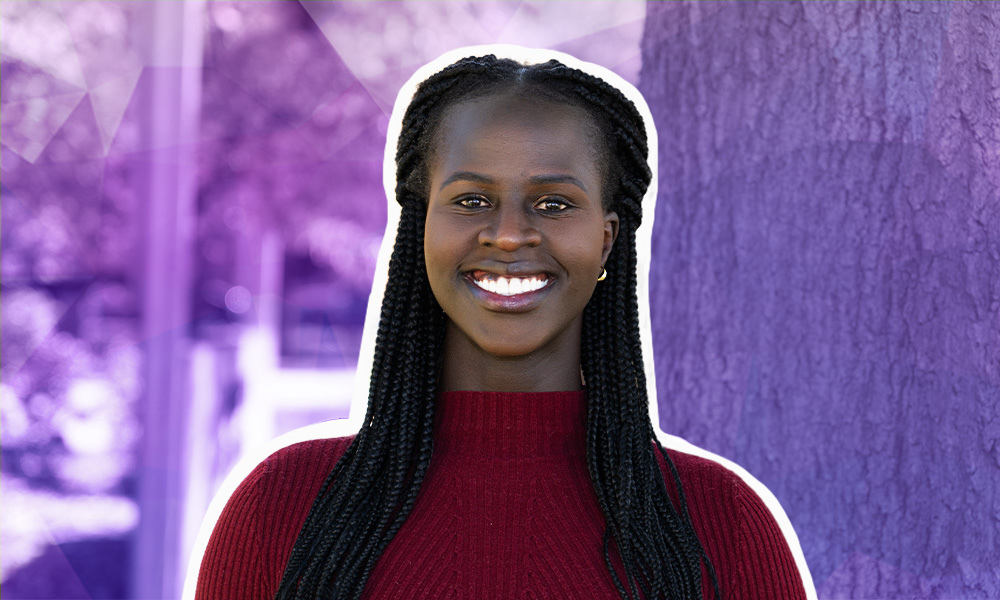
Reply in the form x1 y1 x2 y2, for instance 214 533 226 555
602 210 619 264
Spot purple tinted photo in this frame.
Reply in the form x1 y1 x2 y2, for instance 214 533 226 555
2 1 997 598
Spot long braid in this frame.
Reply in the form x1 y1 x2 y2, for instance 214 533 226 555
275 55 719 600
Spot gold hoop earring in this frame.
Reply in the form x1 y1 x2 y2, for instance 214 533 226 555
597 267 607 282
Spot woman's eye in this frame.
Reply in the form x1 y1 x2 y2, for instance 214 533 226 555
457 196 490 208
536 197 569 212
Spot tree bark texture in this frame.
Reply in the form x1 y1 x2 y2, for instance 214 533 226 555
640 2 998 598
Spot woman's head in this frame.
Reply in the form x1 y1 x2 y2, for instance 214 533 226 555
394 55 652 372
424 93 616 368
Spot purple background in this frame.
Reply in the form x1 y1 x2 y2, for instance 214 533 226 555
642 3 999 598
2 1 997 598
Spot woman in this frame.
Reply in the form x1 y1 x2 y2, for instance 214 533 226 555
194 46 810 600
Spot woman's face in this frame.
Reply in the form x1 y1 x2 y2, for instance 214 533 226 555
424 93 618 361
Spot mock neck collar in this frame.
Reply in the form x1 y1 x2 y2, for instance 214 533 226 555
434 390 588 460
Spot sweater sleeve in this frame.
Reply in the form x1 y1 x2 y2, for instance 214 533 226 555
659 448 807 600
726 470 806 600
194 437 356 600
195 460 271 599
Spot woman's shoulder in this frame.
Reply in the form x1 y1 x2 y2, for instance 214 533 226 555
654 443 812 599
209 433 357 517
659 446 743 491
651 441 794 530
222 435 356 502
657 446 782 515
653 446 757 532
252 435 357 483
192 435 357 599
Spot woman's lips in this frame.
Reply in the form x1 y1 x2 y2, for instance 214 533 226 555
463 270 553 312
468 270 551 296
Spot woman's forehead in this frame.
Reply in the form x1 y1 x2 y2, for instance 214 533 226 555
432 97 600 175
430 94 604 167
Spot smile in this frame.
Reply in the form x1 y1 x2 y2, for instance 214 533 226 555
469 271 551 297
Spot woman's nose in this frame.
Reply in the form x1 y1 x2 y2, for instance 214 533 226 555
478 204 541 251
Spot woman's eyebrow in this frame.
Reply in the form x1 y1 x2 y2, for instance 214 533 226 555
439 171 493 190
528 174 588 192
439 172 588 192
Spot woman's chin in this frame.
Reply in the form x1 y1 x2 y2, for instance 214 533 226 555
475 338 548 360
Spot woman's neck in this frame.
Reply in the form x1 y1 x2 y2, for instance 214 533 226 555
437 320 584 392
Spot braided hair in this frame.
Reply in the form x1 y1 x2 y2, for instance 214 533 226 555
275 55 719 600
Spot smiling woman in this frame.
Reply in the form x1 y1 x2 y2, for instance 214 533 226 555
426 95 616 383
193 47 811 600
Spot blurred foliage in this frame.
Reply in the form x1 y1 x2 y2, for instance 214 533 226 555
1 1 142 498
197 0 386 258
1 286 140 494
1 154 138 282
194 1 386 357
1 1 141 279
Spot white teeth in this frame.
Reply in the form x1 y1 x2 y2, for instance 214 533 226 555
473 275 549 296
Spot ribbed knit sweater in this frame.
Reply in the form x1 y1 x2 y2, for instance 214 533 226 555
196 391 806 599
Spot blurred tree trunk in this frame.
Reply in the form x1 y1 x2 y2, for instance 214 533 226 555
640 2 999 597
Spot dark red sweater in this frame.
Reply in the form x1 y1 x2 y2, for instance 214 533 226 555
196 391 806 599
